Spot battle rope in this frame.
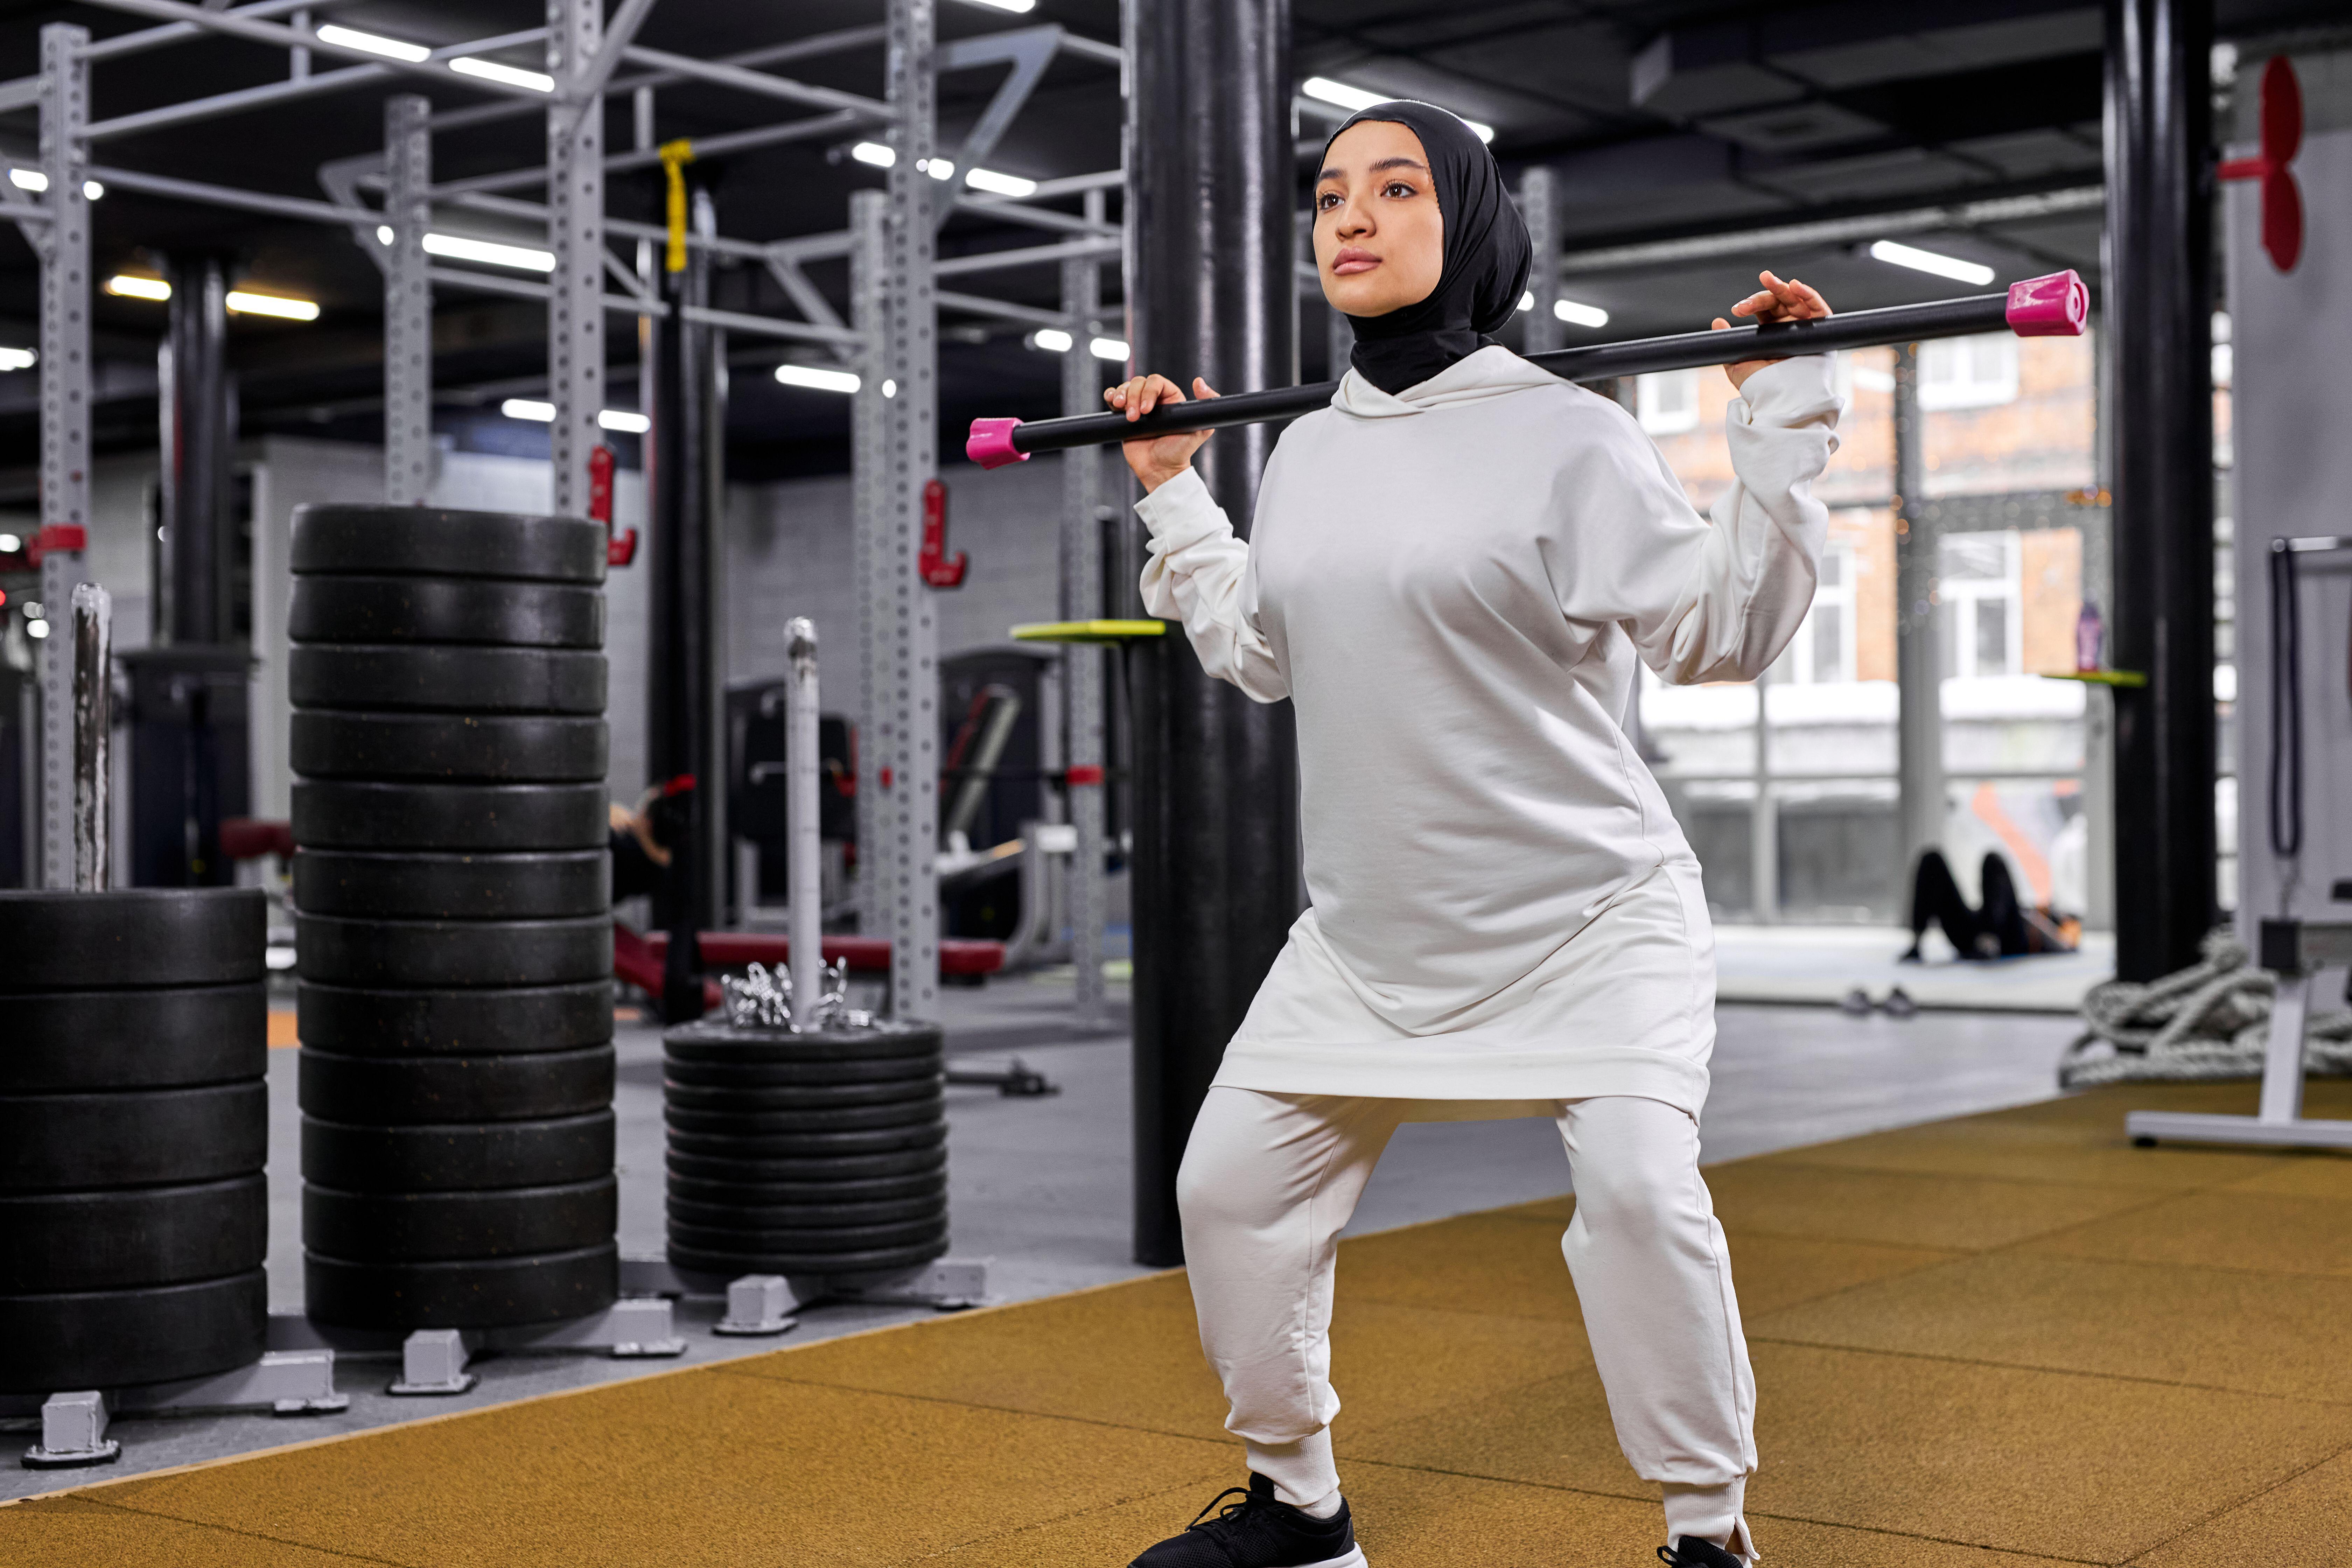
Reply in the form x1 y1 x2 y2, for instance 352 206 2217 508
2059 928 2352 1087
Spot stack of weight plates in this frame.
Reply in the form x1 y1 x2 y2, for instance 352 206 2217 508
662 1018 950 1279
0 888 268 1392
288 504 618 1329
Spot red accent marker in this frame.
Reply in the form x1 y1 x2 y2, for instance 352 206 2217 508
1066 764 1105 786
919 478 968 587
2218 56 2303 272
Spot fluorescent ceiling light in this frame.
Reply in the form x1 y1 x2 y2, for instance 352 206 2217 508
598 409 650 434
26 618 48 639
86 180 102 199
1029 327 1073 353
920 158 956 182
964 167 1037 198
450 57 554 92
1555 298 1607 328
955 0 1036 11
850 142 896 168
226 289 319 321
1867 239 1993 287
502 399 554 421
377 225 394 245
7 168 38 190
106 274 171 300
1088 336 1129 362
882 378 897 399
0 347 35 371
423 232 555 271
316 24 430 63
0 533 18 552
776 364 861 394
1303 77 1493 142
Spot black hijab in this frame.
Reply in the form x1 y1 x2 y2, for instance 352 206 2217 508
1320 100 1532 396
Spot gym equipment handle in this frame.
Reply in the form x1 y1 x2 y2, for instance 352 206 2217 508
968 269 2086 469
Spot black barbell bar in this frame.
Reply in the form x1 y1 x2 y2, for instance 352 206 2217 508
968 269 2087 470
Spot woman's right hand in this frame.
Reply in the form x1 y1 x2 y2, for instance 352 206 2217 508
1107 373 1218 492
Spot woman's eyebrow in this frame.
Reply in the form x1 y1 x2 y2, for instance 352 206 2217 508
1316 156 1430 185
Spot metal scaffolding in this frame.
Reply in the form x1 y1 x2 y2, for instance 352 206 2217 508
10 0 1128 1013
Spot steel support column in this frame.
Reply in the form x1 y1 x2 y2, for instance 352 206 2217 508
1126 0 1300 1268
1061 237 1106 1025
880 0 939 1021
34 22 90 890
383 93 433 505
1892 341 1944 898
646 175 717 1021
848 189 889 943
546 0 604 516
1519 166 1561 356
160 251 232 644
2104 0 2214 980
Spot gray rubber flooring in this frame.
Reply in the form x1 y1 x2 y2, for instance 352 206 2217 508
4 971 2081 1497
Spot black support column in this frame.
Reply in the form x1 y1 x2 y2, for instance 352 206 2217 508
160 252 234 645
2103 0 2215 980
645 183 725 1021
1125 0 1301 1267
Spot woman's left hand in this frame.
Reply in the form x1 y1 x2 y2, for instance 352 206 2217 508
1713 271 1833 391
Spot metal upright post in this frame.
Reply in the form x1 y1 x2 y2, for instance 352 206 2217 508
1062 233 1106 1024
785 617 822 1013
71 582 110 891
849 190 890 943
546 0 604 517
36 22 91 891
383 93 433 505
1126 0 1301 1267
1892 341 1944 904
881 0 939 1022
2104 0 2215 980
160 252 233 643
1519 166 1561 357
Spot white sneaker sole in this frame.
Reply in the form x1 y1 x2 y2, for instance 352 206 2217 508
1284 1550 1367 1568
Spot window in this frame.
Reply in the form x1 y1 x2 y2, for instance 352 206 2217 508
1780 543 1856 683
1636 369 1700 434
1918 332 2018 410
1940 530 2022 677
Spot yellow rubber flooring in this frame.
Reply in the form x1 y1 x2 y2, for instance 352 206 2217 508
10 1080 2352 1566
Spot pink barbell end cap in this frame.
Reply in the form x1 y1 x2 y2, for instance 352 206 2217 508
2006 270 2088 337
967 417 1029 470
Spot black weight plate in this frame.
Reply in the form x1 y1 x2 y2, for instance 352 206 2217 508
667 1238 948 1280
303 1243 617 1330
0 1175 267 1293
294 849 610 919
291 644 607 715
289 576 603 648
292 505 606 584
297 980 615 1056
666 1170 947 1208
303 1111 613 1192
666 1146 947 1185
663 1097 944 1136
301 1045 613 1124
667 1193 944 1230
294 780 608 851
659 1053 942 1088
298 913 610 988
659 1077 940 1111
292 711 607 784
665 1121 946 1159
0 1083 268 1194
669 1217 948 1254
0 1271 266 1393
0 888 265 992
661 1018 945 1064
304 1178 616 1262
0 984 266 1092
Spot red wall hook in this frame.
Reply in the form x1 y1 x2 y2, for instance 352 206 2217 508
588 444 637 566
919 477 967 588
2218 55 2303 273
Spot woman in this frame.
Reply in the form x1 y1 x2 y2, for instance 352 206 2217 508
1116 102 1839 1568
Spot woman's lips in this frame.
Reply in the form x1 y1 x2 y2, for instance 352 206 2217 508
1331 249 1379 275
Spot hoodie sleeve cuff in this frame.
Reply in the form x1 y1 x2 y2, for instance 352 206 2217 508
1132 467 1230 552
1732 356 1840 427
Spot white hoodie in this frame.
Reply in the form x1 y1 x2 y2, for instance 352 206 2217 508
1134 346 1841 1112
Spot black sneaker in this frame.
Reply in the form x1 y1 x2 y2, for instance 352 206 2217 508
1658 1536 1745 1567
1130 1473 1366 1567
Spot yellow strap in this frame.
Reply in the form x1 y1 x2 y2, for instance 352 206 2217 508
659 138 695 273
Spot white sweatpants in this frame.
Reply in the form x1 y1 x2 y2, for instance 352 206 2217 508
1177 1088 1758 1553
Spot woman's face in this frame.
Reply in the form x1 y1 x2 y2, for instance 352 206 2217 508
1312 119 1444 319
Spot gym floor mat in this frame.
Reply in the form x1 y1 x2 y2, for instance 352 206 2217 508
7 1079 2349 1566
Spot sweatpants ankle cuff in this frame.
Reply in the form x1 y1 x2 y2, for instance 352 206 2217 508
1662 1478 1754 1560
